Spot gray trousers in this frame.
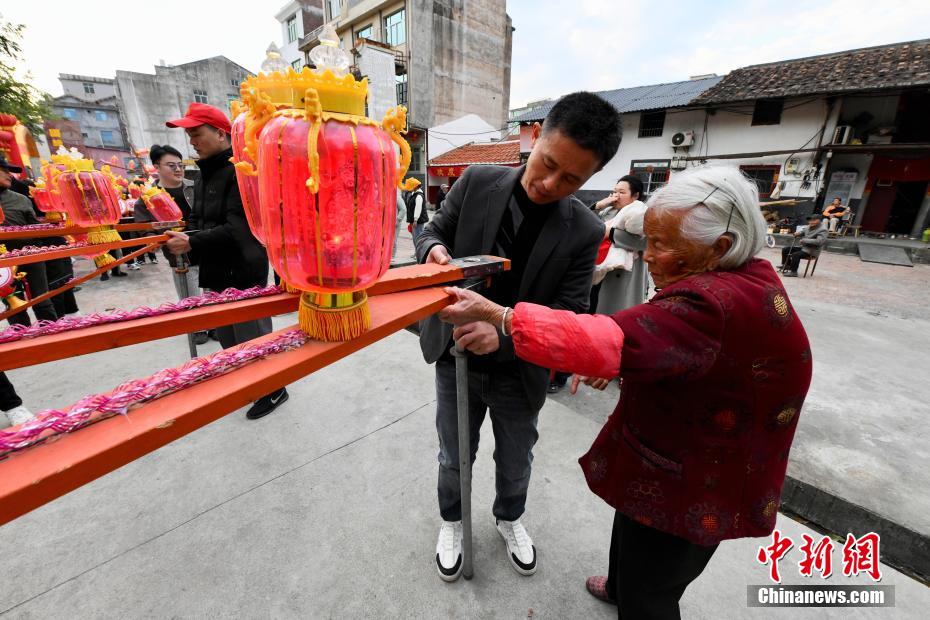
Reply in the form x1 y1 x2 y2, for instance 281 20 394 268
435 360 540 522
206 285 272 349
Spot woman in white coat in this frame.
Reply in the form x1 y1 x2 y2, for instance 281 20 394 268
593 175 650 314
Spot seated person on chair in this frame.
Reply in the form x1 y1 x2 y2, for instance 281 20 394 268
781 214 827 277
822 197 849 233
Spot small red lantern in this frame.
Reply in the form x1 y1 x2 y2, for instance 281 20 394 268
140 187 183 222
239 35 416 341
56 158 124 268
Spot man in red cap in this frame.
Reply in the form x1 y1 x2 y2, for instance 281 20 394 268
164 103 289 420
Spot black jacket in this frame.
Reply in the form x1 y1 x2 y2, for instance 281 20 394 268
187 148 268 290
405 189 428 225
414 165 603 411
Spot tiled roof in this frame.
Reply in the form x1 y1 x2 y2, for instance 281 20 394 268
428 141 521 166
511 75 724 123
693 39 930 105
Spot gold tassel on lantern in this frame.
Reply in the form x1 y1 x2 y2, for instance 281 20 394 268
94 252 116 268
86 225 122 245
299 290 371 342
85 225 121 269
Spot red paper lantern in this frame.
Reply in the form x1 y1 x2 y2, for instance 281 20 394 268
56 160 124 268
140 187 183 222
240 67 415 341
230 108 263 244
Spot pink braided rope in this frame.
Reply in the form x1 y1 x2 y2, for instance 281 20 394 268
0 328 309 456
0 284 286 343
0 223 65 233
0 241 89 259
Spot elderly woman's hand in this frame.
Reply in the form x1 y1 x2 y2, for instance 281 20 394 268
570 375 611 394
439 286 505 326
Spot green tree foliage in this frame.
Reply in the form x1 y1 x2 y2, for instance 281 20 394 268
0 15 54 135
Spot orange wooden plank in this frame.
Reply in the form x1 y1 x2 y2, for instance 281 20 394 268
0 257 508 371
0 243 161 323
0 287 451 526
0 234 169 268
0 221 183 242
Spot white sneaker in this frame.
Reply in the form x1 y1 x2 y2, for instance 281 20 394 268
496 517 537 575
4 405 36 427
128 262 141 271
435 520 463 582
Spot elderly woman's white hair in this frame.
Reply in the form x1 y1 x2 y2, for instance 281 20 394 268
646 165 768 269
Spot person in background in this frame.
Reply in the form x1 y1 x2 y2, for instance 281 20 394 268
0 155 59 326
594 175 649 314
415 91 621 582
164 103 288 420
549 175 648 394
393 190 405 260
135 144 207 345
0 372 35 427
436 183 449 214
438 165 811 619
822 197 849 233
405 178 427 242
781 213 827 277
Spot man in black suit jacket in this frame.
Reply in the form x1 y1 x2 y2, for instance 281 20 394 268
415 92 622 582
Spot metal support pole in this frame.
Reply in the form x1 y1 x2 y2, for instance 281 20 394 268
450 342 473 580
174 253 198 359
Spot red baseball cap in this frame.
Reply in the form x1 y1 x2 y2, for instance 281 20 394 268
165 103 231 134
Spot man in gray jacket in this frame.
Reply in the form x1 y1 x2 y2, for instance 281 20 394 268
781 213 827 277
415 92 621 582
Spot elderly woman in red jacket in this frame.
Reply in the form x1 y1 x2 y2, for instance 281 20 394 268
440 165 811 619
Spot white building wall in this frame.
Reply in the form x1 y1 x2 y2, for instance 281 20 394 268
582 98 839 202
276 1 305 68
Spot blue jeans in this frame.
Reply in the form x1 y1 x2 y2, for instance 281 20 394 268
435 360 540 522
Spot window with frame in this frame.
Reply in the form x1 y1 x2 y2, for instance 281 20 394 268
739 165 780 198
83 82 95 94
100 130 116 145
638 110 666 138
327 0 341 21
193 89 208 104
629 160 671 196
291 59 302 71
286 16 298 43
94 110 108 121
396 73 408 106
385 9 406 46
62 108 77 120
230 75 241 87
751 99 784 126
411 147 422 171
355 25 373 41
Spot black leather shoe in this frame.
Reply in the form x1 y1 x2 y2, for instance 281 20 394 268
246 388 288 420
193 331 209 345
112 269 128 277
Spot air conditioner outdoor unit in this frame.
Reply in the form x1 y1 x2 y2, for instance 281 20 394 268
832 125 853 145
671 131 695 148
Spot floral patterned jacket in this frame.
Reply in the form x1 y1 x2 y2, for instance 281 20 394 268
512 258 812 545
